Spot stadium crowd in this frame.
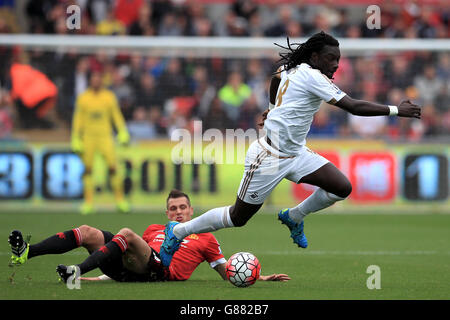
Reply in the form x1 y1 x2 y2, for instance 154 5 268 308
0 0 448 141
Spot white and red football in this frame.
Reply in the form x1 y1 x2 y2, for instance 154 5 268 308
225 252 261 287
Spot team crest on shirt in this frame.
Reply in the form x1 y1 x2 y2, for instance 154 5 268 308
188 234 199 240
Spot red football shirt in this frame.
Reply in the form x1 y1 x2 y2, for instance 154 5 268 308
142 224 226 281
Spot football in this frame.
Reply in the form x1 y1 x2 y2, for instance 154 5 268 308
225 252 261 287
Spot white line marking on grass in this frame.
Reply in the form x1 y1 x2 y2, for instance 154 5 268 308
261 250 448 256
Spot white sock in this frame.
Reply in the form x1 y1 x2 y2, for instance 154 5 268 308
289 188 346 223
173 206 234 239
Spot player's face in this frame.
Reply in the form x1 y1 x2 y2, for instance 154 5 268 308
166 197 194 223
313 45 341 79
90 73 102 90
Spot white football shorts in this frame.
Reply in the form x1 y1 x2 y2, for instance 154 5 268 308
237 137 329 204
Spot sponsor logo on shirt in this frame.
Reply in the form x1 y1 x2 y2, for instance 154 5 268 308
250 191 259 200
332 84 342 94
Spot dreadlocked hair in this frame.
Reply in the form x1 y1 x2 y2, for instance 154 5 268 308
274 31 339 73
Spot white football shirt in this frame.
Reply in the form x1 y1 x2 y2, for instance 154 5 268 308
264 63 346 155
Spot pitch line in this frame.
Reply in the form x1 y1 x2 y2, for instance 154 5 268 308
261 250 448 256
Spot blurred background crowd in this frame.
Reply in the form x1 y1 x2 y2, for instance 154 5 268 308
0 0 448 142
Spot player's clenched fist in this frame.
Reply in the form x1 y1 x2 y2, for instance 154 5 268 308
398 100 422 119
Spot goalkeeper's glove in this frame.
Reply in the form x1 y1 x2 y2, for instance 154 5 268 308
71 136 83 154
117 129 130 146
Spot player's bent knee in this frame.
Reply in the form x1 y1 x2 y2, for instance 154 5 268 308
117 227 136 240
335 181 352 199
229 214 249 227
78 225 100 244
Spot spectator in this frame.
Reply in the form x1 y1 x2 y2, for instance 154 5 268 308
25 0 58 33
191 66 216 119
245 59 268 110
144 56 165 79
433 85 450 116
202 96 231 133
232 0 258 22
217 71 252 123
332 9 351 37
420 104 440 136
227 15 249 37
135 73 163 110
247 11 264 37
114 0 144 28
128 3 155 36
74 57 90 97
348 89 388 139
9 62 58 129
85 0 112 25
285 20 303 38
190 17 213 37
264 4 293 37
110 67 135 120
309 104 339 138
414 64 444 105
237 94 261 130
149 106 167 137
214 10 246 37
383 55 414 90
127 106 156 140
157 58 190 104
414 6 441 38
151 0 174 29
436 53 450 80
126 51 144 88
96 8 126 35
158 11 183 36
346 25 362 38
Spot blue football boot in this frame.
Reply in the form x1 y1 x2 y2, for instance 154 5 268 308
159 221 183 267
278 208 308 248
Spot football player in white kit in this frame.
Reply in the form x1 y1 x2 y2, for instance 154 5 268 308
159 31 422 267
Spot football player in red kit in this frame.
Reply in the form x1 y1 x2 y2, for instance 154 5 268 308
8 190 290 283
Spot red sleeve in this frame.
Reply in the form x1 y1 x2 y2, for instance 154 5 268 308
202 234 225 264
142 224 163 243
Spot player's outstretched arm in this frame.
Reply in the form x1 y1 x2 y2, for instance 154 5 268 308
258 273 291 282
334 95 421 119
215 263 291 281
80 274 112 281
214 263 229 280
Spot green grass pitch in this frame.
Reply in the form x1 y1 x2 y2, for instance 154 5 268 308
1 208 449 300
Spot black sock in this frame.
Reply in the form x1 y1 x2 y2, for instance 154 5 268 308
28 228 82 259
77 235 127 275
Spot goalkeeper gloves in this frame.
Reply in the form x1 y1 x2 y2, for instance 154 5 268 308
71 136 83 154
117 130 130 146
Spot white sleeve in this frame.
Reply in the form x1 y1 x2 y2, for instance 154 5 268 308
306 70 346 104
209 258 227 269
